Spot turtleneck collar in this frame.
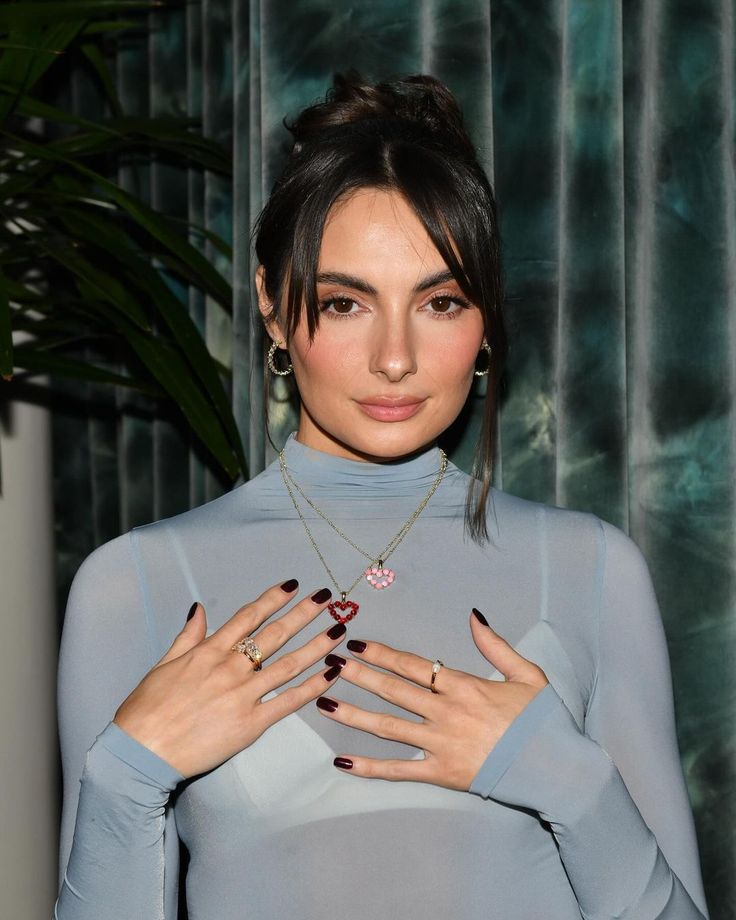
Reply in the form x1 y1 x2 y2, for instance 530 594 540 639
277 431 451 499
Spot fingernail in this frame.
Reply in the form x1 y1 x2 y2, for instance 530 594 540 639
186 602 198 622
472 608 489 627
311 587 332 604
334 757 353 769
327 622 346 640
347 639 366 654
324 666 342 681
317 696 339 711
280 578 299 592
325 654 346 669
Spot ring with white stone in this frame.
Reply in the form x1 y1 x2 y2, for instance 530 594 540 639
430 659 444 693
231 636 263 671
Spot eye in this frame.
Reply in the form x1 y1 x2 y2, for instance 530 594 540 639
425 294 471 318
319 296 361 318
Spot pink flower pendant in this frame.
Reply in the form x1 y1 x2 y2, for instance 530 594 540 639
364 564 396 590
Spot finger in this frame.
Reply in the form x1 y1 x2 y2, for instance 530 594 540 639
336 657 432 718
254 620 348 694
156 601 208 667
259 662 343 725
470 608 546 683
346 638 456 693
247 587 335 661
208 579 303 651
332 754 431 783
314 695 430 748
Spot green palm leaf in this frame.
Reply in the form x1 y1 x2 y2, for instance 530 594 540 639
1 0 248 483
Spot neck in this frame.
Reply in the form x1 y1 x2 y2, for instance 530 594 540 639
278 431 448 499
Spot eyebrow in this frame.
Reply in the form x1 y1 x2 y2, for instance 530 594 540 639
315 269 456 295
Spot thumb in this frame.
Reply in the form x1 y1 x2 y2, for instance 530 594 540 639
155 601 207 667
469 608 527 681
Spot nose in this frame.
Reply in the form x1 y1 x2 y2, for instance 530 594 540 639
369 313 418 382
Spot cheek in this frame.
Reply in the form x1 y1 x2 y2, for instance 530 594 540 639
423 331 481 387
291 335 354 393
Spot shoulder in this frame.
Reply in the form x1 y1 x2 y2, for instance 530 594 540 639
487 486 646 564
485 484 604 549
68 460 283 590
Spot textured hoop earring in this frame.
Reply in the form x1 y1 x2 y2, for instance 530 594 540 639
267 340 293 376
474 340 492 377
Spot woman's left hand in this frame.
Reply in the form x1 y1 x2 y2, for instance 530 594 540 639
316 610 549 792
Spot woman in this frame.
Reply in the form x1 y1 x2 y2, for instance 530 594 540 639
54 72 709 919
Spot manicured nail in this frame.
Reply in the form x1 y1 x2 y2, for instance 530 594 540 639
311 587 332 604
317 696 339 712
325 654 346 669
327 622 346 640
334 757 353 770
186 602 198 622
347 639 366 654
324 666 342 681
280 578 299 592
472 608 489 627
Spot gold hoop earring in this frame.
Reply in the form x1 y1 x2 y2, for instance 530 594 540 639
474 340 492 377
267 340 293 376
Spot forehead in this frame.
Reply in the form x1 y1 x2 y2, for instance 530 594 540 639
319 187 449 279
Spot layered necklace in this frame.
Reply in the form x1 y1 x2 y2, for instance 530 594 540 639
279 445 449 623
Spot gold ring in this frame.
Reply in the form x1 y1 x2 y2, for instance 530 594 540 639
430 659 444 693
231 636 263 671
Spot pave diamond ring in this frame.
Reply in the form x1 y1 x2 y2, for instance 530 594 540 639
231 636 263 671
430 659 444 693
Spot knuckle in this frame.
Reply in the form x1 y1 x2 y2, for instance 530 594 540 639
231 601 257 624
395 651 414 673
377 713 401 739
376 673 396 699
272 686 302 714
262 621 287 647
271 652 302 683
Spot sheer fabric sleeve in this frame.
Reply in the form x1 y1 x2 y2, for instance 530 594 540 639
468 517 710 920
53 533 185 920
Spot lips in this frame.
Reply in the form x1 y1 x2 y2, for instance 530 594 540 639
356 397 426 421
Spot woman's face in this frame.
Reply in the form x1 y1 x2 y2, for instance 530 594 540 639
257 187 486 462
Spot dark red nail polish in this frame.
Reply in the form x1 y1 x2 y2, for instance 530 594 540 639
347 639 366 654
324 666 342 681
186 602 198 622
327 622 346 640
472 608 489 626
334 757 353 769
317 696 339 712
280 578 299 592
311 587 332 604
325 654 346 669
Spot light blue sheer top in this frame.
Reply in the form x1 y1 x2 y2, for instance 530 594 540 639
54 433 710 919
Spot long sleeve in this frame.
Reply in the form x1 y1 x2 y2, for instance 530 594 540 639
54 533 184 920
468 517 710 920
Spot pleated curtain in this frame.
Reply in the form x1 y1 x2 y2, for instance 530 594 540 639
52 2 735 916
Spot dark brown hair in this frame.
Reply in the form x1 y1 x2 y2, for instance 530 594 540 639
252 70 507 543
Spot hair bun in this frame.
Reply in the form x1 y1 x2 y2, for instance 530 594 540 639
286 70 475 159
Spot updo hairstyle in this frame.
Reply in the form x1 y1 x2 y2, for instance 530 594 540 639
252 70 507 543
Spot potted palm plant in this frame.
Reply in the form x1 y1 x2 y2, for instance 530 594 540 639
0 0 247 484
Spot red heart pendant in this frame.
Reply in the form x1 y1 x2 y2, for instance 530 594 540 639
328 599 359 624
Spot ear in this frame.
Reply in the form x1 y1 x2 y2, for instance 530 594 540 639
255 264 287 345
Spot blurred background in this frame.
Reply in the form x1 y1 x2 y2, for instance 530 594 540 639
0 1 733 917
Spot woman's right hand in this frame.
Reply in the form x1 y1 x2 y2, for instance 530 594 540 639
112 581 344 780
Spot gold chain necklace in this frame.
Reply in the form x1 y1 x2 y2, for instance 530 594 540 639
279 446 448 623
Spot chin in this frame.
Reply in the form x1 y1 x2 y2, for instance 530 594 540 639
335 417 445 461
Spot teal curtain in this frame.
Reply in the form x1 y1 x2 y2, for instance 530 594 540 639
52 2 735 916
